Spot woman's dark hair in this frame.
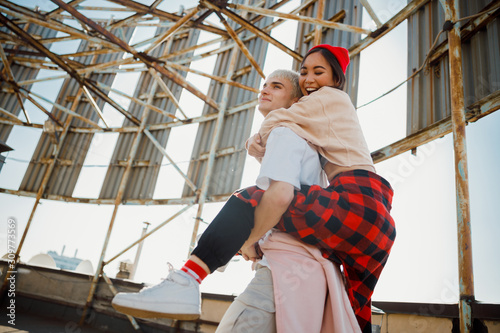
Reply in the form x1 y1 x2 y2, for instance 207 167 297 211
301 47 346 90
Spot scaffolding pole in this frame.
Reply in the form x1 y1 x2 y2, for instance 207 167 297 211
189 1 252 254
443 0 475 332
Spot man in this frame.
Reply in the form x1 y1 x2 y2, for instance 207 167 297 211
111 69 307 320
216 69 319 332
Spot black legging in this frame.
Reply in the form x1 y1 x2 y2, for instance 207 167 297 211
191 195 255 272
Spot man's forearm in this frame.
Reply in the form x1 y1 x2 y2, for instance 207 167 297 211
243 181 294 247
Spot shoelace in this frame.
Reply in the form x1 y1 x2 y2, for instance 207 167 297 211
139 263 178 294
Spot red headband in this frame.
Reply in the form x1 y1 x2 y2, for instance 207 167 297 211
308 44 350 74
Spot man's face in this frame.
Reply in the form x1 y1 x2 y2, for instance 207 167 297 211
258 76 298 116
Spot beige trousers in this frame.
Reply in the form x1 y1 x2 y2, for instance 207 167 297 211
216 265 276 333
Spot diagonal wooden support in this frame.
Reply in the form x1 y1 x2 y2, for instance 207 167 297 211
104 204 194 266
101 272 142 331
165 61 259 93
20 90 64 128
20 88 103 130
45 0 86 18
226 2 372 35
0 106 23 124
144 6 199 53
82 86 110 128
359 0 383 28
0 4 122 52
0 42 31 124
106 0 228 37
107 12 144 30
51 0 219 111
201 0 302 61
0 12 142 125
215 11 266 79
148 68 188 119
94 81 181 121
143 129 197 192
0 0 46 20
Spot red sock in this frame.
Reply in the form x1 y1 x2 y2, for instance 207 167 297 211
181 260 208 284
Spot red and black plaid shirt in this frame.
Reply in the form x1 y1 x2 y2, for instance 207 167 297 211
235 169 396 333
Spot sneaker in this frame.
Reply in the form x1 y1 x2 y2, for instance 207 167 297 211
112 267 201 320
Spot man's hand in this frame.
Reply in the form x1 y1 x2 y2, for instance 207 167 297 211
246 133 265 161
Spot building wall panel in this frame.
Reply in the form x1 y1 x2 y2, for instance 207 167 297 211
182 0 276 198
19 27 135 196
0 23 58 142
99 28 200 200
407 0 499 135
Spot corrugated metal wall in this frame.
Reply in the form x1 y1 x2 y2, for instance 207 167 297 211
295 0 363 105
182 0 276 198
460 0 500 106
407 0 499 135
19 27 135 196
99 27 200 200
407 0 450 135
0 22 58 142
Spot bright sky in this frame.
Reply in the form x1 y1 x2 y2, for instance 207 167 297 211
0 0 499 305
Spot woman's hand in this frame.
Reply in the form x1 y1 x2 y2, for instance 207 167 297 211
246 133 265 161
239 242 262 262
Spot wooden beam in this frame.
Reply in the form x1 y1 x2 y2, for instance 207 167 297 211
106 0 229 37
201 0 302 61
215 11 266 79
50 0 220 111
227 2 372 35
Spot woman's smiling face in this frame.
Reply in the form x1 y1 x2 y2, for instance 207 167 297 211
299 51 336 96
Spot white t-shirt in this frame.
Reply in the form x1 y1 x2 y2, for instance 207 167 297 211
256 127 328 190
255 127 327 269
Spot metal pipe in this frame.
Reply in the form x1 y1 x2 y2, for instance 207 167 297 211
443 1 475 332
189 1 251 254
130 222 150 280
79 110 148 326
216 11 266 80
0 43 31 124
143 129 198 192
0 88 86 298
349 0 430 57
226 2 372 35
313 0 325 45
79 34 174 325
144 6 199 53
359 0 383 28
201 0 302 62
148 68 188 119
102 272 142 331
104 204 194 265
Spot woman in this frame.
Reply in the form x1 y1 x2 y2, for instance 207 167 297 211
237 44 396 333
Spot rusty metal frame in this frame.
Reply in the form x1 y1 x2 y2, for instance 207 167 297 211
442 1 474 331
1 1 499 332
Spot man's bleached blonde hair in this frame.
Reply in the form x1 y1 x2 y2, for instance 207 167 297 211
267 69 303 100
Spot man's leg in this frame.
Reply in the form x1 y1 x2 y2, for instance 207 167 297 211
191 195 255 273
216 265 276 333
112 195 255 319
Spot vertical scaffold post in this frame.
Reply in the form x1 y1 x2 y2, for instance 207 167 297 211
443 0 475 331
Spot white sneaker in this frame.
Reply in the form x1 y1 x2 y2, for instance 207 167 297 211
112 268 201 320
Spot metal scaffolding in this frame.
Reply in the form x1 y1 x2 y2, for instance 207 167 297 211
1 0 499 331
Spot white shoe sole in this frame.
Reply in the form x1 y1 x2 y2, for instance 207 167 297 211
112 302 200 320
